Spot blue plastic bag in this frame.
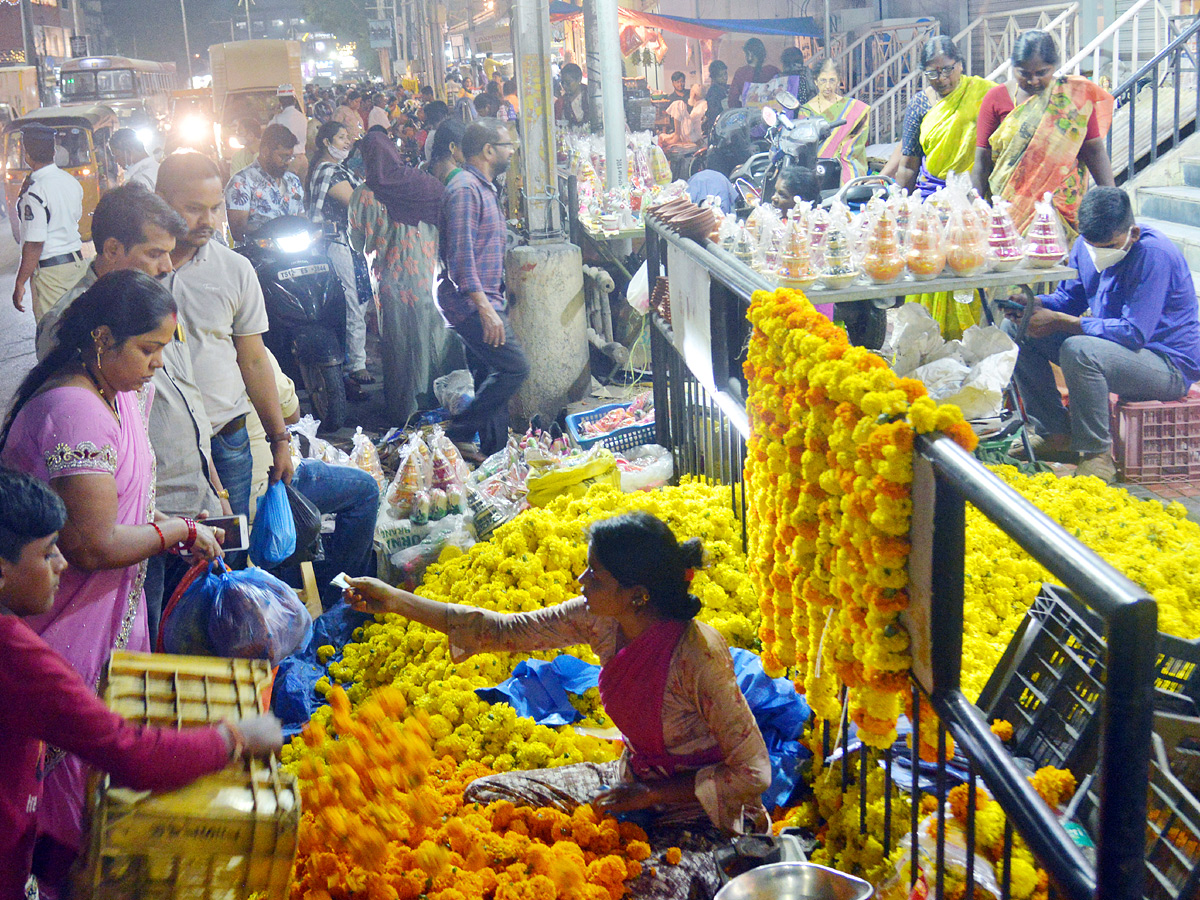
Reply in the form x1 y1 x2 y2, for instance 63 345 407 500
162 559 312 665
249 480 296 568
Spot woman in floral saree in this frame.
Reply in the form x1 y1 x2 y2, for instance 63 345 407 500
973 30 1115 239
346 512 772 900
896 36 993 338
801 57 870 181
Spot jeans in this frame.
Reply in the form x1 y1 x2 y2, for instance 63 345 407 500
143 552 193 648
328 240 367 372
211 424 253 518
284 459 379 607
1003 321 1189 453
447 309 530 455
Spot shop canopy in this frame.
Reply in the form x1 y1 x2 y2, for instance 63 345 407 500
548 2 821 41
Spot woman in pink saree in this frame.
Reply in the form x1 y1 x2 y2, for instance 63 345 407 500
0 271 223 895
347 512 772 900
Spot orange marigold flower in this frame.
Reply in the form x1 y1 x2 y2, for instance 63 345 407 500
664 847 683 865
991 719 1014 742
625 840 652 861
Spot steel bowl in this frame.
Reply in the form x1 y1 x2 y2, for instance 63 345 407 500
715 862 875 900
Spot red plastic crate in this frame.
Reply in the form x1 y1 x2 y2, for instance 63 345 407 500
1113 396 1200 484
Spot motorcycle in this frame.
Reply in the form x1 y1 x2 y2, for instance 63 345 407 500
730 93 844 211
236 216 348 432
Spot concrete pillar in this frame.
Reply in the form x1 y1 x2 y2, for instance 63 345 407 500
511 0 563 240
506 244 590 423
582 0 604 132
507 0 588 423
594 0 628 191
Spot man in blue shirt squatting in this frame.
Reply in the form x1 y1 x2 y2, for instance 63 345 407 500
1003 186 1200 483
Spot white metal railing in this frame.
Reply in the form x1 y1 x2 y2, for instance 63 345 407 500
863 3 1081 144
1058 0 1176 86
982 3 1081 81
834 19 941 103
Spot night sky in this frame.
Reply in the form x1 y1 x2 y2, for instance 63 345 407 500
103 0 254 69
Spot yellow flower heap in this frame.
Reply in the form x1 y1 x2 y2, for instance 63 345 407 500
744 288 977 749
289 686 654 899
290 480 761 772
961 464 1200 700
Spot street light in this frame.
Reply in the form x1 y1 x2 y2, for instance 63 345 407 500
179 0 193 83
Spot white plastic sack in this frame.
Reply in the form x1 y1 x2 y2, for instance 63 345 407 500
434 370 475 417
626 261 650 315
888 303 945 377
616 444 674 492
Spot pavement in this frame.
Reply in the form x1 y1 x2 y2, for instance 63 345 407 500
0 222 36 411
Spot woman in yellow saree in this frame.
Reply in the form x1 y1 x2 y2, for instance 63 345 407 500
895 36 993 338
972 30 1115 239
800 57 870 181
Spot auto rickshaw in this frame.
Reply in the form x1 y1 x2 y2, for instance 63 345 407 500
4 104 121 243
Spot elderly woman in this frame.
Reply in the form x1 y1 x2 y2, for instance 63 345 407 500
801 57 870 182
973 30 1115 239
347 512 772 900
895 36 992 338
895 36 992 198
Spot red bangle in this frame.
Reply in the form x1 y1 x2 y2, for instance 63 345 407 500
150 522 166 553
182 517 198 551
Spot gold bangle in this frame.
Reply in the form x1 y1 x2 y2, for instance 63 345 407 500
216 488 230 500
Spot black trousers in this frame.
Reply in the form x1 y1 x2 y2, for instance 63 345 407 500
447 308 530 455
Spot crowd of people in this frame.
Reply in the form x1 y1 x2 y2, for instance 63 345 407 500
2 71 540 897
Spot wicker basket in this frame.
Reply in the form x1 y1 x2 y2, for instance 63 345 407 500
75 652 299 900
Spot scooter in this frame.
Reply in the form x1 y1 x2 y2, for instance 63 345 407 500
236 216 348 432
730 93 844 210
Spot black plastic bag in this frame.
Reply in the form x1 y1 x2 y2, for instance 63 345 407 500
277 483 323 569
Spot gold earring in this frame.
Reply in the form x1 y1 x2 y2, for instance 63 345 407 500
95 346 103 371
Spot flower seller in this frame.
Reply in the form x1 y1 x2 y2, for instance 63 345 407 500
1002 186 1200 483
346 511 772 900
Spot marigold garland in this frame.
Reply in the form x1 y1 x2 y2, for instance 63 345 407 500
744 288 976 749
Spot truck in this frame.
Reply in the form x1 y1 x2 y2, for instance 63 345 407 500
208 39 303 160
0 66 40 120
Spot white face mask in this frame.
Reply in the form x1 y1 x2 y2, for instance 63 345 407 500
1085 230 1133 271
328 145 350 161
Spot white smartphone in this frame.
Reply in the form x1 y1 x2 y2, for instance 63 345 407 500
201 514 249 553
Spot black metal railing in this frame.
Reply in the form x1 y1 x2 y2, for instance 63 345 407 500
1110 13 1200 182
645 223 1159 900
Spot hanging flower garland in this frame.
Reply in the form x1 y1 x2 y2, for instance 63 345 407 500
744 288 977 749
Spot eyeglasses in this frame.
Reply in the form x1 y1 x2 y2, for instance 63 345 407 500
816 77 839 86
922 63 959 80
488 141 519 150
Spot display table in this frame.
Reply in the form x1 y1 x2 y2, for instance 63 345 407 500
706 240 1077 304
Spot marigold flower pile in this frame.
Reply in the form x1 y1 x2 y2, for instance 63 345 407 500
287 686 655 899
743 287 976 749
962 464 1200 700
292 480 760 772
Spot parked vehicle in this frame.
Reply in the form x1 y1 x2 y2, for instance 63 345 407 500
236 216 347 432
209 40 303 163
3 104 120 243
0 66 40 118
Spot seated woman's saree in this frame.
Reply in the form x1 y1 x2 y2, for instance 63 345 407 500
989 76 1114 238
801 96 870 182
912 74 993 338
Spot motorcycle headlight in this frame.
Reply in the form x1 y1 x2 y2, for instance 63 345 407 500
178 115 210 144
136 127 155 149
275 231 314 253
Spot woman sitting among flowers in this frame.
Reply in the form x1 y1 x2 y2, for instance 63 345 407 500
347 511 771 900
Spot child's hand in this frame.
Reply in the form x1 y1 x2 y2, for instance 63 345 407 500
235 714 284 758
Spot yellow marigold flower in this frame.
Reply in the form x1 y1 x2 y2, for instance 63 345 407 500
664 846 683 865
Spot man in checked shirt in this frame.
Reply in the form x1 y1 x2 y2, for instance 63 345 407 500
437 118 530 457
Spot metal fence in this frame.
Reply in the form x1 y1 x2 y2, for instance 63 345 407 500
643 219 1159 900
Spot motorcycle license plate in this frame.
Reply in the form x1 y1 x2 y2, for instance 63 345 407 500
278 263 330 280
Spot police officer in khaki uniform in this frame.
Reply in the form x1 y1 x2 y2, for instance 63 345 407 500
11 124 88 322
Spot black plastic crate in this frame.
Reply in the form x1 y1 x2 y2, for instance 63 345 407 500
976 585 1200 779
1072 731 1200 900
